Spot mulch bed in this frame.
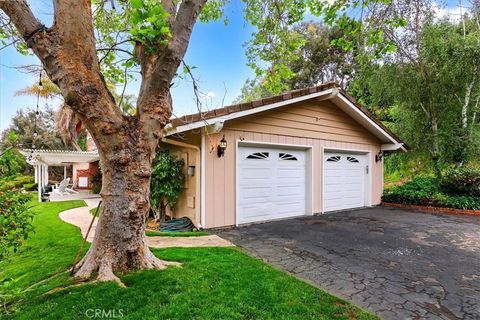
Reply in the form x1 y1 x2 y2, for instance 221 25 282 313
382 202 480 216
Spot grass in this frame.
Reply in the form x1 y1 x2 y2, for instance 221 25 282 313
89 206 102 216
0 200 377 320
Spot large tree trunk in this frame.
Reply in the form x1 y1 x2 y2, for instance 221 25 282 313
74 141 179 284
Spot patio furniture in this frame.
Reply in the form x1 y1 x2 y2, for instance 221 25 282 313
54 178 79 196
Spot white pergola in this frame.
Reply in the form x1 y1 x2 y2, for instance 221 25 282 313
21 149 100 202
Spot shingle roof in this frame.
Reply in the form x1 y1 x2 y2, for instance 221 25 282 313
170 82 337 128
170 82 407 149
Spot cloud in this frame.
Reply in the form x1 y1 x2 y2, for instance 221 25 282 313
432 3 467 23
200 91 215 101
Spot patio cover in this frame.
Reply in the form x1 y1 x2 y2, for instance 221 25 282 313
20 149 100 202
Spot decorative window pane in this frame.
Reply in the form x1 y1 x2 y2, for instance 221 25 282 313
279 153 298 161
347 156 359 163
246 152 269 159
326 156 341 162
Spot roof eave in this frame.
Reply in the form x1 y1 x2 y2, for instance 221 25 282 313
165 86 407 152
164 88 337 136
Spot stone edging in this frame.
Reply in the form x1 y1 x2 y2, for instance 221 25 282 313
382 202 480 216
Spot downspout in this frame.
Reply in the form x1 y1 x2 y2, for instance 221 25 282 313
161 138 203 228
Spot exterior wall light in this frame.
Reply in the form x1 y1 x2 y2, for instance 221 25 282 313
187 165 195 176
375 151 384 162
217 135 227 157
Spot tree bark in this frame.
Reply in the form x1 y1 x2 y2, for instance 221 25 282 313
74 142 179 284
430 114 442 181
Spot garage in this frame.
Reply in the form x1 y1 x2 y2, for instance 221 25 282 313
165 83 407 228
237 145 308 224
323 151 368 212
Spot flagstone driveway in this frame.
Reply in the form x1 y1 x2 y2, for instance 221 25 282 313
214 207 480 320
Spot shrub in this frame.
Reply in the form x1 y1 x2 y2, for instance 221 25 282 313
0 175 35 191
382 176 480 210
150 149 185 222
434 194 480 210
0 148 27 181
441 168 480 197
382 176 438 204
0 191 33 261
92 185 101 194
22 183 38 191
91 167 102 194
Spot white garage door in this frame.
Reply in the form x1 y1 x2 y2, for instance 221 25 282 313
323 152 367 212
237 146 307 224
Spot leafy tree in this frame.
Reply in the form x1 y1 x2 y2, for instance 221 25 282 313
351 15 480 180
0 191 32 262
235 22 358 102
0 0 404 282
150 149 185 222
0 132 27 180
0 150 27 181
0 106 64 151
233 78 271 103
15 75 137 150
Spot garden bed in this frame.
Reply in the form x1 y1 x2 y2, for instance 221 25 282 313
382 171 480 213
382 202 480 216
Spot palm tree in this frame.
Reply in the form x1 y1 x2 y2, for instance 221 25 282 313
15 74 84 151
15 74 135 151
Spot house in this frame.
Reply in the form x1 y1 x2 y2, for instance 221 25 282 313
161 82 406 229
21 133 100 202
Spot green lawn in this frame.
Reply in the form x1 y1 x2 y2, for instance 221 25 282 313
0 200 377 320
89 206 102 216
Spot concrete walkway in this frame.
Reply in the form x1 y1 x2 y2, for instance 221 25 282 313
59 200 233 248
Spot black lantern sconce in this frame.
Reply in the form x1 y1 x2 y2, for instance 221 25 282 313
375 151 384 162
217 135 227 157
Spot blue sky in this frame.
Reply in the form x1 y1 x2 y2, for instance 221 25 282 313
0 0 465 131
0 0 255 131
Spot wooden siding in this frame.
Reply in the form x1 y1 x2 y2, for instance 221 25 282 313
224 100 380 145
159 140 201 227
203 99 384 228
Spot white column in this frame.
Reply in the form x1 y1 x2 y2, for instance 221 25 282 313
37 165 42 202
45 165 49 186
34 166 38 183
64 166 67 180
42 165 45 186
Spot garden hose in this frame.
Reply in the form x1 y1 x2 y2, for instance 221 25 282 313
159 217 194 232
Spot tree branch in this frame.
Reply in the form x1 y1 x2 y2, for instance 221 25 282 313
136 0 207 129
171 0 207 62
2 0 125 151
0 1 43 39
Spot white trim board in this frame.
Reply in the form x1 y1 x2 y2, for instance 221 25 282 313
200 133 206 229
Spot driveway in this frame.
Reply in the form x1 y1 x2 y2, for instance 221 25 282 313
214 207 480 320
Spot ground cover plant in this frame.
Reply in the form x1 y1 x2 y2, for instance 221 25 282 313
382 170 480 210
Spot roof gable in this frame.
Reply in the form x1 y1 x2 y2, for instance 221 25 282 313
166 82 407 151
224 99 381 145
